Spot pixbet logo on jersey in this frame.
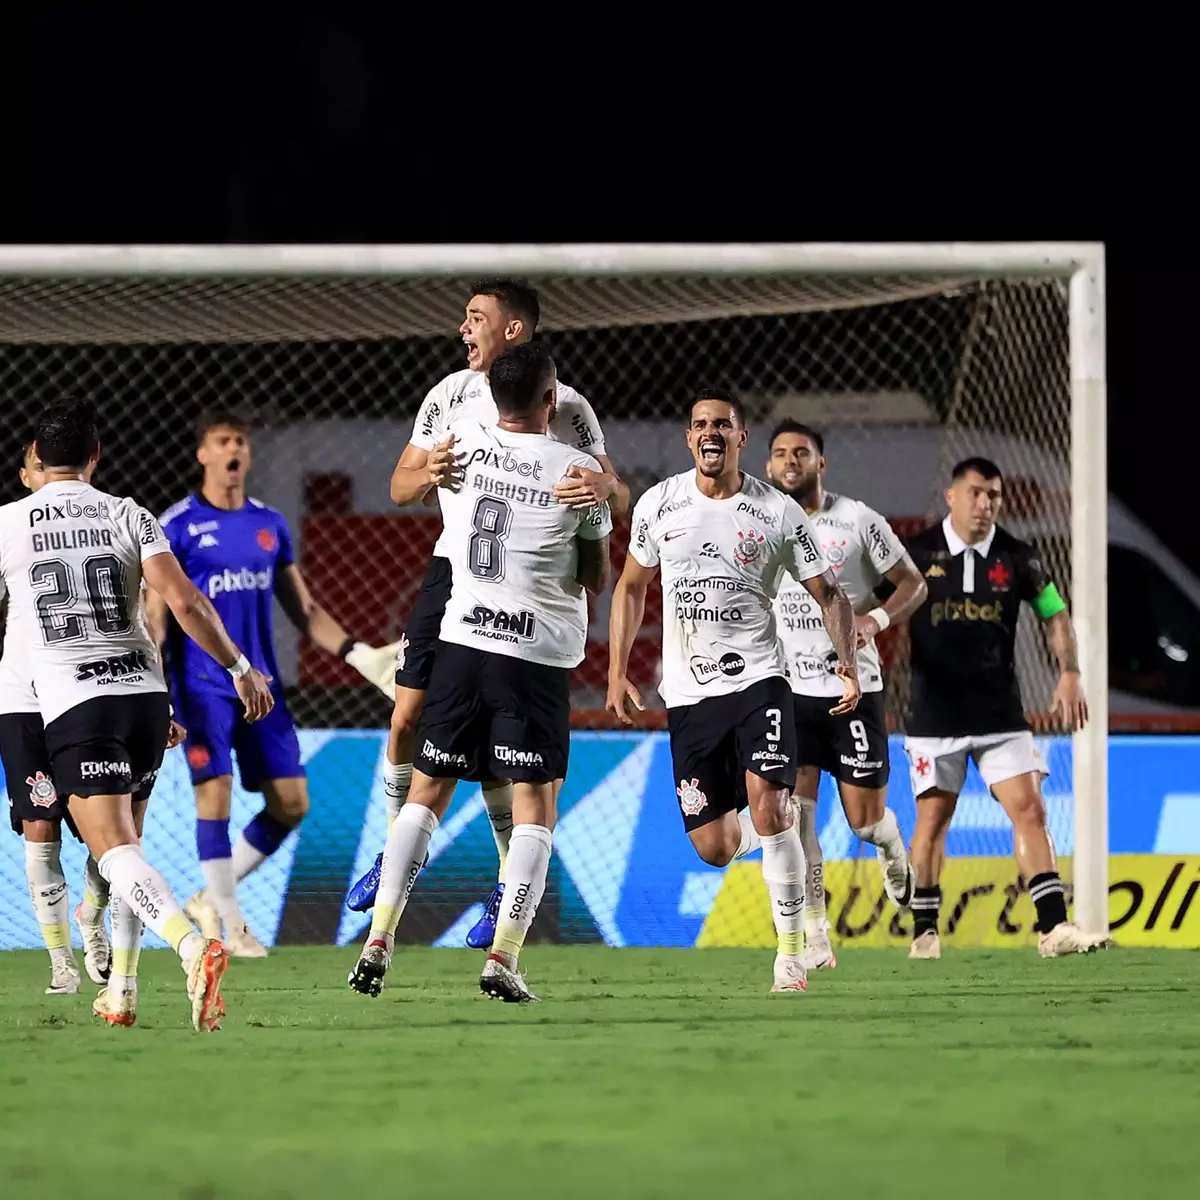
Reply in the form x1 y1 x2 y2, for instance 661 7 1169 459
466 447 544 479
28 498 110 526
207 567 272 598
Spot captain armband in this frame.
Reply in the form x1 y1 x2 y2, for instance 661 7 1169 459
1031 583 1067 620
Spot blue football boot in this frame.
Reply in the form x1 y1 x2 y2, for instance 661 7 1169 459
347 852 383 912
465 883 505 950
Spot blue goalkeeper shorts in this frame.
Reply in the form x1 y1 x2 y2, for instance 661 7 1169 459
176 688 304 792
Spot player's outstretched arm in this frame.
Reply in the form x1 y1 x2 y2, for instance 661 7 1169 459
803 569 861 715
606 555 656 725
274 564 396 699
854 553 927 648
141 552 274 723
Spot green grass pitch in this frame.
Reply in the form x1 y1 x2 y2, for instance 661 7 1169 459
2 946 1198 1199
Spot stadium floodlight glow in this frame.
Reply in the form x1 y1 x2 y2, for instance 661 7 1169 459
0 241 1107 937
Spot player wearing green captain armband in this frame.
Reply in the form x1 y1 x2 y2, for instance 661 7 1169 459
880 456 1107 960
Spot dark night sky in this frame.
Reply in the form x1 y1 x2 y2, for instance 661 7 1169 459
0 11 1185 571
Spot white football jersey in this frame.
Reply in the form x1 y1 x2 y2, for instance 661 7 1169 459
628 472 828 708
0 574 38 715
0 481 170 725
409 368 607 560
437 420 613 669
774 492 906 697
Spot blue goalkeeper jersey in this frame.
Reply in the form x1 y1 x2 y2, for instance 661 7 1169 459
159 493 294 699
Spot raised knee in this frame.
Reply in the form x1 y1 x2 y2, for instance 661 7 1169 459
696 842 734 868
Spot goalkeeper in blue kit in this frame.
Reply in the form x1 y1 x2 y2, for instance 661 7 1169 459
146 407 397 954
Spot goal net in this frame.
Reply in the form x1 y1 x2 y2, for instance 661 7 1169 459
0 244 1106 954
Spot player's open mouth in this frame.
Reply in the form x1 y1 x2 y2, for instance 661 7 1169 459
464 340 480 364
226 458 242 474
700 439 724 463
782 469 800 487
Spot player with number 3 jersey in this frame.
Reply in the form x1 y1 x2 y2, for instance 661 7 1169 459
765 421 928 968
607 391 858 996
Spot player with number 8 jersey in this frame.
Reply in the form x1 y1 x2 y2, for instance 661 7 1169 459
607 391 859 996
348 342 612 1003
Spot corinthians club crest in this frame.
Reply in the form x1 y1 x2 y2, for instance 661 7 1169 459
734 528 765 565
676 778 708 816
26 772 57 809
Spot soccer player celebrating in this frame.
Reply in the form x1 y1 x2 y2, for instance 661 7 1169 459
607 392 858 995
0 399 274 1030
897 457 1103 958
346 278 629 952
764 421 927 968
347 341 611 1002
0 442 112 995
146 406 394 956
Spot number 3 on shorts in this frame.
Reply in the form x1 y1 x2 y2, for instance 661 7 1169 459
765 707 781 742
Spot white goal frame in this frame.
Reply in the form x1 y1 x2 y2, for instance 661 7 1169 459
0 241 1108 934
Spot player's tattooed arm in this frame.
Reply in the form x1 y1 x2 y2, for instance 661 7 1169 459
144 587 169 651
855 553 927 647
141 552 274 721
606 555 656 725
802 568 861 715
575 534 611 595
1046 609 1088 731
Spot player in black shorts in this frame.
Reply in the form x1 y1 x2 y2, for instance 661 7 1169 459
764 421 929 967
0 399 274 1030
607 390 858 995
347 279 630 955
890 456 1104 959
348 342 611 1002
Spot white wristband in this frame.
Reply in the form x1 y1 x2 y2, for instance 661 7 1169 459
227 654 251 680
867 607 891 632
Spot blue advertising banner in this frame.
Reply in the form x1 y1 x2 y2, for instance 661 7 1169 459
3 733 1199 951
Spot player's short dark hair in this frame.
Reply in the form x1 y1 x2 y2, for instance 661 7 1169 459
195 405 250 447
768 419 824 456
952 456 1003 483
489 341 555 418
690 389 746 427
469 278 540 332
34 399 99 469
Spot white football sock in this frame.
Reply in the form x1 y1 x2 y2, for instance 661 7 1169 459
732 808 762 862
854 808 906 864
793 795 827 932
369 803 439 943
25 840 72 965
98 843 204 962
79 854 110 924
384 760 413 828
109 894 143 995
200 857 245 932
492 824 553 968
760 821 807 957
482 783 514 881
